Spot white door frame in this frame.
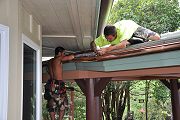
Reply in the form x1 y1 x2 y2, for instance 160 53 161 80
21 34 42 120
0 24 9 120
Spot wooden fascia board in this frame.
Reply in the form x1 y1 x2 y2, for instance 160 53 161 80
62 66 180 80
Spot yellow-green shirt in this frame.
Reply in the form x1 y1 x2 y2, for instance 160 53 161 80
95 20 139 48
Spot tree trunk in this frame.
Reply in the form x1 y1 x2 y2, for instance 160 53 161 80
145 80 150 120
104 90 111 120
117 84 128 120
101 82 129 120
127 81 130 115
111 90 116 120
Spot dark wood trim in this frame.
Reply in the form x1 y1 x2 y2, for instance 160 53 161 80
75 79 86 94
94 78 110 96
86 79 95 120
63 66 180 80
170 79 180 120
160 79 170 89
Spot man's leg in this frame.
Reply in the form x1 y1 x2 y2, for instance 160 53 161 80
133 26 161 41
49 112 56 120
148 33 161 40
48 99 57 120
59 110 65 120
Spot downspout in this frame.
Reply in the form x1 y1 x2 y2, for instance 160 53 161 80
97 0 114 37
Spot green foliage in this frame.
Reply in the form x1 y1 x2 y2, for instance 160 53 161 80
102 81 129 120
129 80 171 119
108 0 180 33
100 80 171 119
153 81 170 103
107 1 179 118
42 98 50 120
147 98 171 120
67 82 86 120
74 96 86 120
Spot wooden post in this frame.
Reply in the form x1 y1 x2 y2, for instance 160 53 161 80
75 78 110 120
170 79 180 120
94 96 103 120
86 78 95 120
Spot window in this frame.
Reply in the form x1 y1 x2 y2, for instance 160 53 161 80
23 44 37 120
22 34 41 120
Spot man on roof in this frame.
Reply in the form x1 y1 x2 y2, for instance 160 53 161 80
92 20 161 55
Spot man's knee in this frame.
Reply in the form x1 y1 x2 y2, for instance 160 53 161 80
148 33 161 40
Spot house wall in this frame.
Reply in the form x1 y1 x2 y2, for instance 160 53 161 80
0 0 41 120
0 0 8 25
21 7 41 45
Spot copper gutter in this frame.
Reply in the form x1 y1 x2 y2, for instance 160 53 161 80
74 39 180 62
97 40 180 61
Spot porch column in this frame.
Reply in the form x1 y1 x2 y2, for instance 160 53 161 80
94 78 110 120
86 78 95 120
170 79 180 120
94 96 102 120
76 78 110 120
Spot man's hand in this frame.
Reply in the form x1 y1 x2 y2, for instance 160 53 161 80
51 94 60 101
97 47 108 55
97 40 128 55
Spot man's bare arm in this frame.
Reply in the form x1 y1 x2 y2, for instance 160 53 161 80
97 40 129 55
48 59 54 79
62 54 75 62
107 40 128 51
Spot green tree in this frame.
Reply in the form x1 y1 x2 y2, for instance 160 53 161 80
103 1 180 119
108 0 180 33
67 82 86 120
101 81 129 120
129 80 171 120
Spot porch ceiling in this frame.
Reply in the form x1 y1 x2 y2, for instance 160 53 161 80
22 0 107 57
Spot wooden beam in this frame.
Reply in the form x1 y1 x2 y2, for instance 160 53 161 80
75 79 86 94
112 76 180 81
160 79 170 89
94 78 110 96
63 66 180 80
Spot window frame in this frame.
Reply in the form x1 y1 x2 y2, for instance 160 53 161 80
0 24 9 120
21 34 42 120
